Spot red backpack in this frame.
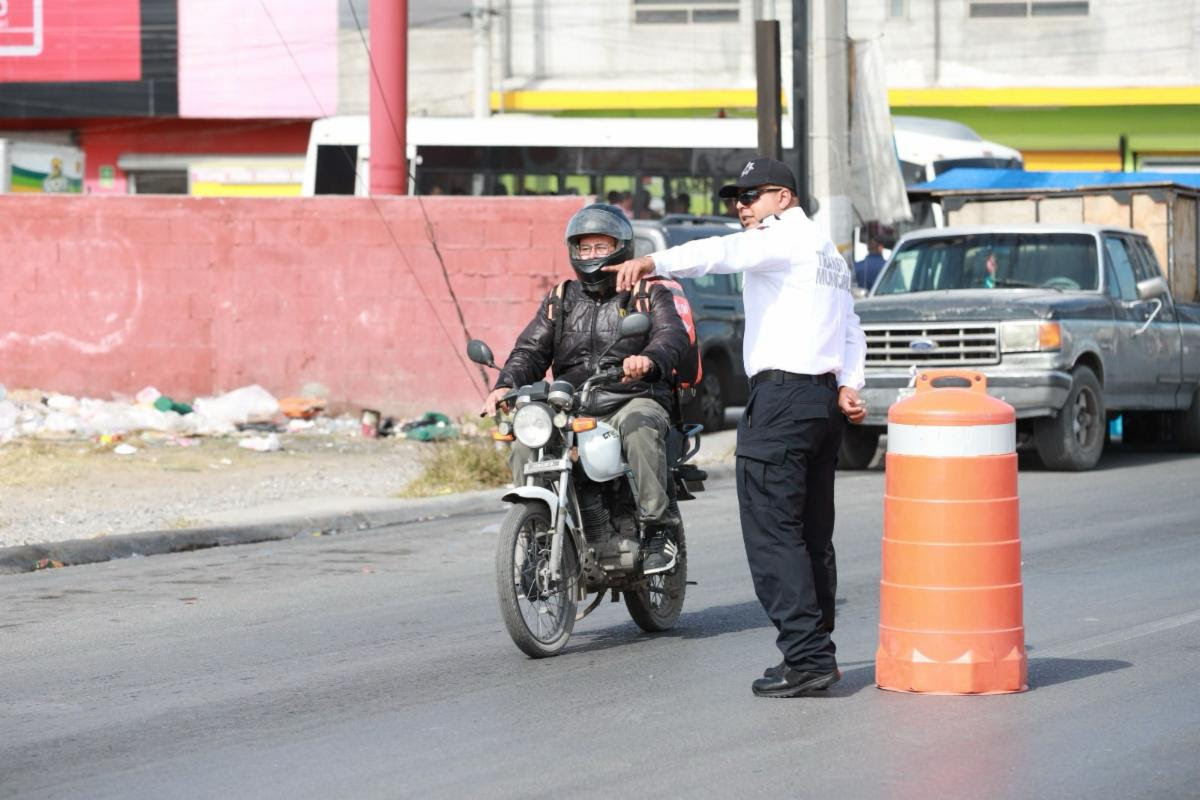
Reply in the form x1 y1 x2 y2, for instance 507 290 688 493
547 278 702 390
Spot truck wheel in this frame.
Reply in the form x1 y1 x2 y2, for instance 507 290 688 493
1034 365 1105 471
685 359 725 432
838 426 880 470
1174 389 1200 451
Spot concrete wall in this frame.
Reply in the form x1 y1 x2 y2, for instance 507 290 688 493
0 195 586 416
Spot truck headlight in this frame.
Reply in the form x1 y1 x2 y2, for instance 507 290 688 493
512 403 554 448
1001 321 1061 353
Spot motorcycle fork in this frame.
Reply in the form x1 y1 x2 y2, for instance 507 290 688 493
548 429 577 583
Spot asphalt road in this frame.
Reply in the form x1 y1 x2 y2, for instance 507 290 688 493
2 447 1198 799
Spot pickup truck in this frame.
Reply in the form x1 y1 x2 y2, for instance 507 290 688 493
847 224 1200 470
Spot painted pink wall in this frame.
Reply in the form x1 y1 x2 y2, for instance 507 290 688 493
178 0 338 118
0 195 585 415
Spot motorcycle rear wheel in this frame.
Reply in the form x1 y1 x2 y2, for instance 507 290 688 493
495 502 579 658
624 530 687 632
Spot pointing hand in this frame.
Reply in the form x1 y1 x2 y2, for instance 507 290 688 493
602 256 656 292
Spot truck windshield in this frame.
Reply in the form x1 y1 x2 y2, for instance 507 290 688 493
874 233 1099 295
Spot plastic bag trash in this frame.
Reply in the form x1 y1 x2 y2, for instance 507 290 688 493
279 396 326 420
113 443 138 455
78 399 183 437
238 433 281 452
135 386 161 405
403 411 458 442
0 399 18 441
153 395 193 415
43 411 80 434
192 385 279 434
46 393 79 412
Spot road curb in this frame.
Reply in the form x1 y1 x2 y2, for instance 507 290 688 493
0 462 736 576
0 488 508 576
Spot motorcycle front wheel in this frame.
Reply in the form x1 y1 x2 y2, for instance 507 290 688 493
624 529 687 632
495 501 579 658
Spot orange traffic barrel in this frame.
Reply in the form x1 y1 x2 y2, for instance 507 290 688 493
876 369 1027 694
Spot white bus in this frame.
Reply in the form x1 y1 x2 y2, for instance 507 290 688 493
303 113 1022 230
303 114 769 215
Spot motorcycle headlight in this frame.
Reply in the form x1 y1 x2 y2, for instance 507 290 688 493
512 403 554 449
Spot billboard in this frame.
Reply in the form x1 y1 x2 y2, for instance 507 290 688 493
1 140 85 193
0 0 140 83
0 0 43 57
0 0 176 117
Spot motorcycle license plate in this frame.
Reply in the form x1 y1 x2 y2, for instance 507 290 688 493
524 458 570 476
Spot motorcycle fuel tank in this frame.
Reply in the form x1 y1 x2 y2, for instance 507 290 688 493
576 421 627 482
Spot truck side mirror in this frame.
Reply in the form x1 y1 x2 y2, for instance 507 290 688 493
1136 276 1168 301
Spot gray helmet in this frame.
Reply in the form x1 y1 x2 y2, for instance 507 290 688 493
564 203 634 293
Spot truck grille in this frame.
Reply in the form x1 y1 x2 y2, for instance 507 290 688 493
863 323 1000 367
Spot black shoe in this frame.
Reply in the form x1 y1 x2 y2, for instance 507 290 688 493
763 661 787 678
751 667 840 698
641 530 678 575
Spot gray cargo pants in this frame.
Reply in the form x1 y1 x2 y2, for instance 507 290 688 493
509 397 672 523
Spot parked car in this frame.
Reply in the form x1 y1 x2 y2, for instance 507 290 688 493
850 224 1200 470
632 216 744 431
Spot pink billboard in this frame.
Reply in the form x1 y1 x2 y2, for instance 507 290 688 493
0 0 142 83
178 0 337 118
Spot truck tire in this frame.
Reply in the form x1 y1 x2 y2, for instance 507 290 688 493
838 426 880 470
1034 365 1105 471
1174 389 1200 451
685 358 725 432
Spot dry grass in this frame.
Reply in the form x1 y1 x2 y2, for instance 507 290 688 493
0 439 109 488
398 438 511 497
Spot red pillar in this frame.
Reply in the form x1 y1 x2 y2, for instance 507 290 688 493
369 0 408 195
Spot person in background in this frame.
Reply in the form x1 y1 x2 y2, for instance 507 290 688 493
854 237 887 291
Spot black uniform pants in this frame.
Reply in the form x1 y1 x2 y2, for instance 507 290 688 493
735 374 844 672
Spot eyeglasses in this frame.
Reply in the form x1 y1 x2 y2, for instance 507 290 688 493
576 243 615 257
736 187 783 206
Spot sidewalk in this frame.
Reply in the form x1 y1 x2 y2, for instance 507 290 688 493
0 428 738 575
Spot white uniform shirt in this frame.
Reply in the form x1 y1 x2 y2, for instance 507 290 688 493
650 206 867 390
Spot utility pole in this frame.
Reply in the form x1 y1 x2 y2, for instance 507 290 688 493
792 0 809 212
755 20 782 161
369 0 408 195
472 0 493 120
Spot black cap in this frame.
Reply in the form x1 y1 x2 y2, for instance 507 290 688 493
718 157 798 198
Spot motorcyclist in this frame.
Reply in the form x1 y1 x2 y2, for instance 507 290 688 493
481 203 690 574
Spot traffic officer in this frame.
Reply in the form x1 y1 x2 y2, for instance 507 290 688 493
605 157 867 697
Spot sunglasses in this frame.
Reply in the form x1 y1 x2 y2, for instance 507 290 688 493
736 187 783 206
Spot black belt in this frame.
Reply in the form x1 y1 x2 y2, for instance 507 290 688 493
750 369 837 390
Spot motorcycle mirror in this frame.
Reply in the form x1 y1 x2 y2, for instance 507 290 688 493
466 339 497 368
618 312 651 339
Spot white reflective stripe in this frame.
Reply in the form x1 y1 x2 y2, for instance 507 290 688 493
887 422 1016 457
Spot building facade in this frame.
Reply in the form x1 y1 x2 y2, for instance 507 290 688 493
0 0 346 196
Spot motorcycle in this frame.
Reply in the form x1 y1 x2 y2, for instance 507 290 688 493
467 312 708 658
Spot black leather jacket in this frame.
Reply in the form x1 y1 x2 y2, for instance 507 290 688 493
495 280 689 413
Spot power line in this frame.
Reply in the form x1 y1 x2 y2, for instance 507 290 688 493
257 0 488 400
345 0 491 396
